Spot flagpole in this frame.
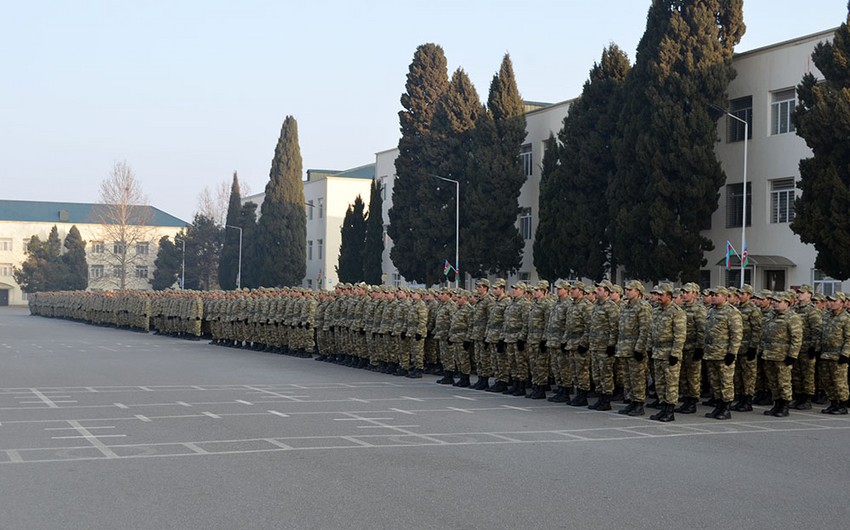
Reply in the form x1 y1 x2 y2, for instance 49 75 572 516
428 174 459 289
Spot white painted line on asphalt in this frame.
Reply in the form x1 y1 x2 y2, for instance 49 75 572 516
236 400 253 405
29 388 59 408
45 426 115 431
192 386 205 390
268 410 290 418
182 443 209 454
264 438 293 450
53 401 78 404
734 422 773 431
501 405 531 412
357 425 420 429
66 420 119 458
52 435 126 440
202 412 221 419
390 408 416 415
139 386 154 391
488 434 522 442
5 450 22 463
135 415 151 422
334 417 394 421
554 432 591 440
114 403 129 409
447 407 474 414
615 428 654 437
349 398 370 403
788 420 831 429
176 401 192 407
340 436 374 447
401 396 424 402
452 395 477 401
86 387 99 392
244 386 305 402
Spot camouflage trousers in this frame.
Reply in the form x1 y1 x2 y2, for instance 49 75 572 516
528 342 549 386
590 350 615 395
764 360 793 401
510 342 530 382
424 336 438 366
550 347 569 387
734 354 758 397
679 350 702 399
654 358 681 405
569 350 589 391
792 353 817 395
490 342 510 384
821 359 849 401
439 339 455 372
452 341 472 375
622 356 647 402
706 360 736 402
409 336 425 370
474 341 491 377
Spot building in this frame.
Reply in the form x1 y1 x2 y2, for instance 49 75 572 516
243 163 374 290
375 28 848 294
0 200 187 305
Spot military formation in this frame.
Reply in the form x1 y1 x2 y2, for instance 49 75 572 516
28 279 850 419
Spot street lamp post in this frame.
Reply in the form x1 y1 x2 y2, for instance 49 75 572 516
713 104 748 288
429 174 459 289
181 235 185 290
225 225 243 290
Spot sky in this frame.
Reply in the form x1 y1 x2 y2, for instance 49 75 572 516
2 1 847 222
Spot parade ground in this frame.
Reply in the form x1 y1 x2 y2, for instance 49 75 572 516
1 306 847 529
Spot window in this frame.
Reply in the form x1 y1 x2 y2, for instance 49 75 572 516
306 201 313 220
318 198 324 219
318 239 324 259
307 279 313 289
112 266 123 278
520 144 533 177
0 239 11 251
813 270 841 296
770 178 795 223
136 242 149 255
113 241 126 255
392 272 401 287
518 272 530 282
380 177 387 200
771 89 796 136
519 207 532 240
135 266 148 279
90 265 104 279
764 270 786 291
726 268 752 288
725 182 751 228
307 240 313 260
699 270 712 291
92 241 104 254
727 96 752 143
0 263 12 276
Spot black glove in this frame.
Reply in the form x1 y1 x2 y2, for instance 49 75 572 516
633 350 644 362
577 344 588 355
359 329 365 336
807 347 817 359
815 350 823 359
838 355 849 365
746 347 757 361
496 340 506 354
669 355 679 366
517 339 526 351
415 333 422 341
462 341 472 351
693 348 705 360
783 355 796 366
724 353 736 366
401 331 407 339
329 326 335 332
297 322 303 328
605 345 616 357
306 323 312 330
540 342 547 353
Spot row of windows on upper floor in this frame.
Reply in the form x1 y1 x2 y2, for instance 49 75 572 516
307 239 324 261
89 265 149 279
305 199 324 220
725 177 796 228
0 239 150 255
726 89 797 142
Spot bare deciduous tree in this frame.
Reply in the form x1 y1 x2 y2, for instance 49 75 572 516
92 161 155 289
196 176 252 227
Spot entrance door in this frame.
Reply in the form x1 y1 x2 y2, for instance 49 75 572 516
0 289 8 306
764 270 786 291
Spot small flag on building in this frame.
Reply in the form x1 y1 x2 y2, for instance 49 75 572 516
725 241 739 269
317 269 322 281
741 243 749 268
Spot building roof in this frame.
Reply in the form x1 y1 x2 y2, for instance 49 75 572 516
333 163 375 180
0 199 187 227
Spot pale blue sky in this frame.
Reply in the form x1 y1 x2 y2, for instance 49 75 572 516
2 1 846 222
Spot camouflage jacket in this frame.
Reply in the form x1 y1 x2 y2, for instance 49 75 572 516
682 301 707 351
615 298 652 357
485 294 511 344
704 303 742 361
502 297 531 343
527 296 554 343
820 309 850 361
795 301 823 352
651 302 686 360
760 307 803 362
588 299 620 351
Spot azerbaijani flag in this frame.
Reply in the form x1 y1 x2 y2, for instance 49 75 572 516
725 241 739 269
741 243 749 268
443 260 451 276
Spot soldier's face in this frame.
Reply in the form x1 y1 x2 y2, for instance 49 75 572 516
625 288 639 301
797 291 812 303
773 299 789 311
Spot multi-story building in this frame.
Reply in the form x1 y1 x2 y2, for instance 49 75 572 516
0 200 187 305
243 163 374 290
375 28 848 294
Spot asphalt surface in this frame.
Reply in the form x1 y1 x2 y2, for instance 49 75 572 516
1 305 848 530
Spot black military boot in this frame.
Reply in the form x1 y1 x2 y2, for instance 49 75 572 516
453 374 471 388
529 385 547 400
674 397 696 414
406 368 423 379
832 401 850 415
588 394 605 410
619 401 636 415
546 386 563 401
472 376 489 391
771 399 790 417
647 397 662 409
393 367 409 377
812 390 828 405
705 402 724 419
658 404 675 422
627 401 645 417
503 379 518 395
597 394 612 411
488 380 508 393
549 386 570 403
713 401 731 420
793 394 812 410
754 392 774 406
736 395 754 412
511 381 527 397
569 389 589 407
650 403 667 420
821 400 838 414
436 371 455 385
764 400 782 416
702 396 718 407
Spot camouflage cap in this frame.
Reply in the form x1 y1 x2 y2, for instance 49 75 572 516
511 281 527 291
709 285 729 296
492 278 507 288
625 280 644 293
796 284 813 294
476 278 491 288
572 280 588 291
611 284 623 295
595 279 613 291
813 292 826 302
651 282 674 295
739 283 754 295
755 289 773 299
770 291 791 303
827 291 847 301
681 282 699 293
535 280 550 291
554 279 570 289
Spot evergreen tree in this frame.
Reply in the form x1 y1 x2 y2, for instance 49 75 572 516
184 214 223 290
238 201 260 288
13 235 51 293
608 0 745 281
363 178 385 285
537 45 631 281
219 171 242 290
791 7 850 279
337 195 367 283
151 235 181 290
388 43 450 286
532 133 564 280
61 225 88 290
255 116 307 287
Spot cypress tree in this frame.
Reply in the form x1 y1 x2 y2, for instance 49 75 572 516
13 235 50 293
791 6 850 279
608 0 745 281
255 116 306 287
238 201 260 288
388 43 450 286
337 195 367 283
363 178 385 285
532 133 564 280
61 225 88 290
219 171 242 290
151 235 181 290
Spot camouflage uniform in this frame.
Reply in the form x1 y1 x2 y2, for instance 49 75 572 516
527 282 554 396
564 289 592 405
678 289 707 406
471 286 493 388
405 293 429 375
503 286 532 392
448 295 474 384
650 292 686 419
703 288 743 417
819 293 850 414
761 293 803 414
615 283 652 406
434 293 456 380
485 285 511 391
543 282 572 401
588 286 620 402
792 294 823 406
734 294 764 408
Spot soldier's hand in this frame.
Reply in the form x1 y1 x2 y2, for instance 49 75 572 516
668 355 678 366
306 323 312 330
330 326 335 332
746 347 757 361
496 340 506 354
694 348 705 360
807 347 816 359
297 322 303 328
605 345 616 357
838 355 849 365
462 341 472 351
815 350 823 359
577 344 588 355
783 355 796 366
415 333 422 341
401 331 407 339
633 350 644 362
358 329 365 336
540 342 547 353
517 339 526 351
724 353 735 366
